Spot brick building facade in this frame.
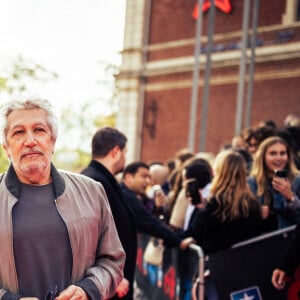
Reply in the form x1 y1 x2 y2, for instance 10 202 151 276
116 0 300 164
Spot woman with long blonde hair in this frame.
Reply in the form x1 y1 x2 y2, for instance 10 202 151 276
248 136 300 231
182 149 262 254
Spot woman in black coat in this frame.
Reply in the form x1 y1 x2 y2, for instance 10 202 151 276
181 149 262 254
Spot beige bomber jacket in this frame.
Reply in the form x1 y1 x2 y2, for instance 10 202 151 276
0 164 125 300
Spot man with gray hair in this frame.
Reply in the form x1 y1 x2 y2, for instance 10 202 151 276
0 96 125 300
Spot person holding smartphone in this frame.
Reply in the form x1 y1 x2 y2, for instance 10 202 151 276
183 158 213 229
181 149 262 253
248 136 300 232
175 158 213 300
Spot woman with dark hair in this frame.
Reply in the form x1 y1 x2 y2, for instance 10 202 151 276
243 125 275 158
177 158 213 300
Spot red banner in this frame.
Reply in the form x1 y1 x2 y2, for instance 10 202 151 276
193 0 232 19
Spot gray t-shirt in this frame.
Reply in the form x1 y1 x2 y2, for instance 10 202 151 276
12 183 72 299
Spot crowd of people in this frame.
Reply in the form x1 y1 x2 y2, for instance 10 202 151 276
0 95 300 300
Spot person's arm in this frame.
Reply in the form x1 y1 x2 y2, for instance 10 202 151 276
128 192 181 247
72 183 126 300
272 225 300 289
278 226 300 274
115 279 130 298
56 285 88 300
189 199 218 248
272 269 287 290
1 292 27 300
272 176 300 208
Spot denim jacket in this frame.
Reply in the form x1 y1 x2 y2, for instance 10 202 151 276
247 175 300 229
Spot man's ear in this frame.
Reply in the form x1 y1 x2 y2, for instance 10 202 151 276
2 144 10 159
111 146 121 158
123 172 133 184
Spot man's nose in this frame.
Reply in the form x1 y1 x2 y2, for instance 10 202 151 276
24 132 37 146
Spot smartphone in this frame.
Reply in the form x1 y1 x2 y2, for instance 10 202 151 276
186 181 201 205
274 169 288 178
152 185 164 196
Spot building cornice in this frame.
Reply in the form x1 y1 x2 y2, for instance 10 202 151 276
145 68 300 92
120 23 300 53
117 41 300 78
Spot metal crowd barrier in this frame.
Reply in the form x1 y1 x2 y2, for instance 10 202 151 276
189 244 205 300
135 226 297 300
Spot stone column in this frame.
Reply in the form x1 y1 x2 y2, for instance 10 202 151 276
116 0 150 162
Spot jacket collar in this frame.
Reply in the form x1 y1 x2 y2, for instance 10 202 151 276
5 163 65 198
120 182 136 197
89 160 112 177
89 160 120 184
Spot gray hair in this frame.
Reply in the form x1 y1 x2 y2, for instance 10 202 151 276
0 95 58 144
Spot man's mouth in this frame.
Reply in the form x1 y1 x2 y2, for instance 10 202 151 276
22 151 43 158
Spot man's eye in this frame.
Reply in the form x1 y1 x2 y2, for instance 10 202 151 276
35 127 46 132
13 130 24 136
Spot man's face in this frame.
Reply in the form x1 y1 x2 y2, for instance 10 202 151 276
3 108 55 184
126 167 151 194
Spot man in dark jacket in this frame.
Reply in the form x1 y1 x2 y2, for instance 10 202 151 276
81 127 133 300
120 161 181 248
81 128 181 300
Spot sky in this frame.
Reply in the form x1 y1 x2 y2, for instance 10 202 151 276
0 0 126 114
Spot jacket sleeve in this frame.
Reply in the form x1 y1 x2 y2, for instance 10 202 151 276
65 178 126 300
277 225 300 276
127 192 181 247
190 206 216 248
289 176 300 209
